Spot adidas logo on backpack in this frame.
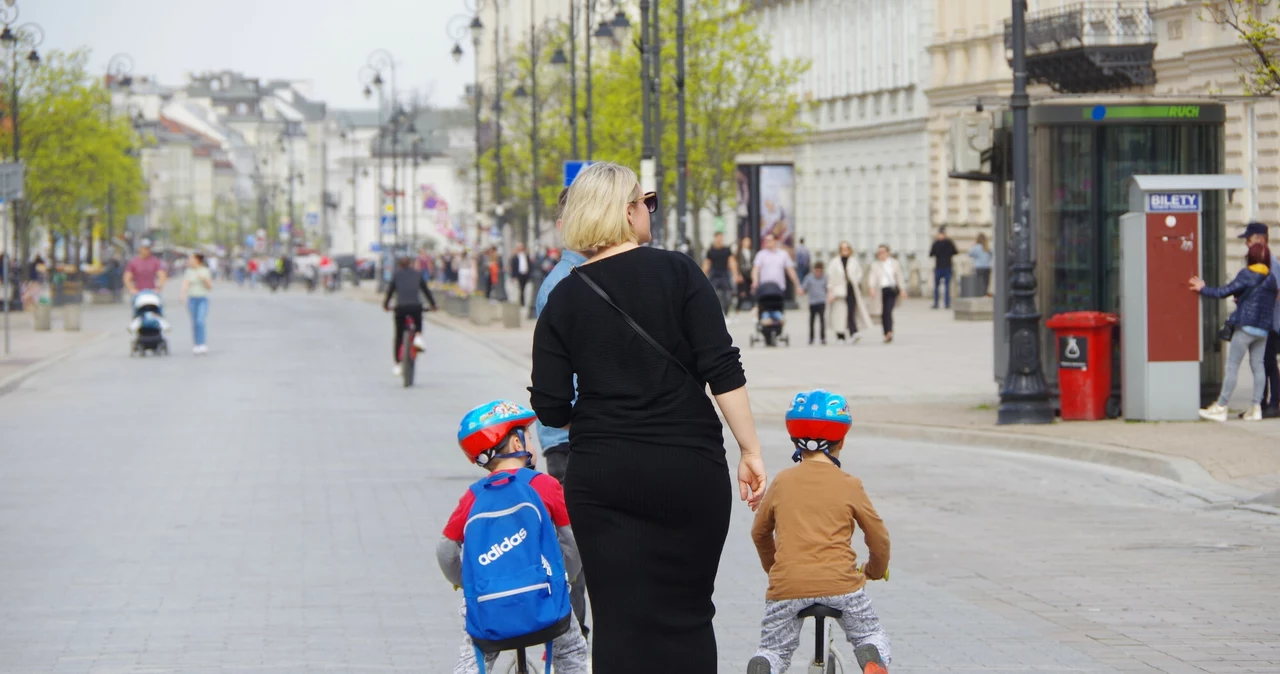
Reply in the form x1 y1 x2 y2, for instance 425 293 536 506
477 528 528 565
461 468 572 647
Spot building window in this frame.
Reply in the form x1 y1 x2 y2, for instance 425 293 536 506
1168 19 1183 40
889 91 899 115
858 97 867 119
843 98 852 121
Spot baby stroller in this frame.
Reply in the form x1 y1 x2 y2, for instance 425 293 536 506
129 290 169 357
749 282 790 348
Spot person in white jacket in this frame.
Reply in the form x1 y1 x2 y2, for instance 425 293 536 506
826 242 873 343
868 245 907 343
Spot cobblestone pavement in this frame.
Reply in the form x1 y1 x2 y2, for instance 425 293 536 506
1 287 1278 673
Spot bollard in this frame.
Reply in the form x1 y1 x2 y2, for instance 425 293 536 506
502 302 521 329
63 304 82 331
33 302 51 331
469 295 492 326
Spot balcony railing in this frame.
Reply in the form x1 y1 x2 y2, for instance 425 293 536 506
1005 2 1155 52
1003 2 1156 93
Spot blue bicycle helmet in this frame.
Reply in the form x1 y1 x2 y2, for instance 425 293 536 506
784 389 852 467
457 400 538 467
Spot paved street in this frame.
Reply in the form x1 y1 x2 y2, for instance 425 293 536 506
2 286 1280 673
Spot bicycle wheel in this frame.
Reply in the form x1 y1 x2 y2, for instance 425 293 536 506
401 328 416 388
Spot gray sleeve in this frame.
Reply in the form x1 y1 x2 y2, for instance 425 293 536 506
436 537 464 587
556 525 583 581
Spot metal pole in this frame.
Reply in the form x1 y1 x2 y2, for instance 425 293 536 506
350 135 358 252
640 0 653 188
584 0 593 160
412 137 419 248
531 4 540 250
375 86 385 269
473 46 482 247
998 0 1053 425
4 200 10 355
321 125 329 252
494 2 504 240
675 0 688 248
650 0 665 246
287 135 296 253
569 0 578 158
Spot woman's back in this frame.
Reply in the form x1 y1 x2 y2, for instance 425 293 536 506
531 247 745 456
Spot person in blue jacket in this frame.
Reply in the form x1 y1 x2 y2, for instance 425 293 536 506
533 187 589 637
1191 241 1279 422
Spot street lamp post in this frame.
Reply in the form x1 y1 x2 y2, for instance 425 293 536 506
0 4 42 266
449 14 485 248
675 0 688 250
105 53 133 252
362 49 395 283
649 0 664 246
998 0 1053 425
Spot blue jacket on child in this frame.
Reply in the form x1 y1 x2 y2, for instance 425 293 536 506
1201 265 1279 332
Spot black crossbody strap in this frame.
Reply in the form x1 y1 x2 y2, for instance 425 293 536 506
573 267 697 381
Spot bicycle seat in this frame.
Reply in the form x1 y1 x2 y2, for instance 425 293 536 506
797 604 843 620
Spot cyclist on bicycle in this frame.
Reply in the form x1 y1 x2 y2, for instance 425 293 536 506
383 254 438 377
748 389 891 674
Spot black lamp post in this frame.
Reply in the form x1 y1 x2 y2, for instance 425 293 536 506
449 13 485 247
998 0 1053 424
361 49 395 282
0 3 41 266
452 4 505 247
105 53 134 252
551 2 630 162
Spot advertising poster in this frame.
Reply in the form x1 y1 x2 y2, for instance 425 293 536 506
758 165 796 252
734 165 757 246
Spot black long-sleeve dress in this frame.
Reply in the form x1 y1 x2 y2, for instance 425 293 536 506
530 246 746 672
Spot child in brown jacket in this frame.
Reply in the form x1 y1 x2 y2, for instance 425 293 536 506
748 389 891 674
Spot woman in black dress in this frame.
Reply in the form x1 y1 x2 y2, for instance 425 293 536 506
530 162 769 672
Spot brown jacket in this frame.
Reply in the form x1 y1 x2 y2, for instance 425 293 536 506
750 459 890 601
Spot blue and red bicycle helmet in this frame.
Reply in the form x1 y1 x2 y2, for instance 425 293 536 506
457 400 538 467
785 389 852 467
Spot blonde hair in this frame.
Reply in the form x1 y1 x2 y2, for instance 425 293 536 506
561 162 641 253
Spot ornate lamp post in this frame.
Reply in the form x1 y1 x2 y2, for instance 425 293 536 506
998 0 1053 424
0 3 41 266
105 53 134 251
451 3 505 247
449 13 485 247
361 49 396 284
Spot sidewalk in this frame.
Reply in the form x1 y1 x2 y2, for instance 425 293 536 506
346 284 1280 504
0 304 113 390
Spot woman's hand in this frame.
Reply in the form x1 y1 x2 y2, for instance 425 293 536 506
738 452 767 511
1189 276 1206 292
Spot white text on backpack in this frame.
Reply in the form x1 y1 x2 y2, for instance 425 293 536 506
477 528 528 566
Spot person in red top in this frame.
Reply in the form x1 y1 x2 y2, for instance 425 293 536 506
124 239 168 295
436 400 588 674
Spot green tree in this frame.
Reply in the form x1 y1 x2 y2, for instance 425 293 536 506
0 49 144 263
1202 0 1280 95
482 0 807 251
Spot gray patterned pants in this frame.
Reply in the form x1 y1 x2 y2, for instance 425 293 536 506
453 604 590 674
753 590 892 672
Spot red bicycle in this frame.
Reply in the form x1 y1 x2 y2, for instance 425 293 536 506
399 313 423 388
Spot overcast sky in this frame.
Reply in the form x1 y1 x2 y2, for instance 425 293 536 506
33 0 476 110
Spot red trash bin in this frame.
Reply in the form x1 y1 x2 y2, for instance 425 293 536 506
1045 311 1119 421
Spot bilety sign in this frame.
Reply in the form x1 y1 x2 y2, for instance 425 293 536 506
1147 193 1200 213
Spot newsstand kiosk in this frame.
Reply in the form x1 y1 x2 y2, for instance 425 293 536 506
1120 175 1246 421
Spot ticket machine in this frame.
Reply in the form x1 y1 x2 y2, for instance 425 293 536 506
1120 175 1246 421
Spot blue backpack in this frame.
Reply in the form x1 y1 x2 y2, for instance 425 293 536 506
461 469 571 661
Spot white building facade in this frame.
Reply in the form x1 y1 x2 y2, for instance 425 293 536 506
754 0 935 263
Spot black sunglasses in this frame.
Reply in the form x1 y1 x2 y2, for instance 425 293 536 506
636 192 657 214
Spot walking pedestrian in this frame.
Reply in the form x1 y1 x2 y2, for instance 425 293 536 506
531 162 768 673
510 243 532 307
969 233 993 296
801 261 828 345
827 241 872 343
534 188 590 636
869 245 906 343
1193 242 1278 422
929 227 958 309
794 237 812 283
737 236 755 312
123 239 168 296
1239 222 1280 418
179 252 213 355
702 231 740 319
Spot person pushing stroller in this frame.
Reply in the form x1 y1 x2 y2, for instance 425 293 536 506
750 234 803 347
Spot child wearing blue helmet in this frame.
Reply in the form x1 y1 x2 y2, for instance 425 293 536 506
748 390 891 674
437 400 589 674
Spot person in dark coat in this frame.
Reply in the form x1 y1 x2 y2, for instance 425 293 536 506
1191 241 1279 422
530 162 768 673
